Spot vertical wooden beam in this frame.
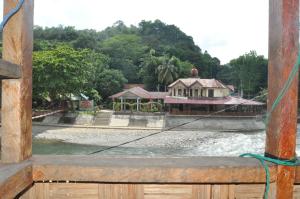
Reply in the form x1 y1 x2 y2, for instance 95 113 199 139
266 0 299 198
1 0 34 163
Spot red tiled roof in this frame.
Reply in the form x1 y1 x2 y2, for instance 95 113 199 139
164 96 264 106
168 78 228 89
110 87 168 99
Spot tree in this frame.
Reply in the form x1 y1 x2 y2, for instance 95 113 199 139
138 20 203 67
95 69 127 99
100 34 147 83
32 44 109 104
72 29 100 50
139 49 160 90
200 51 221 78
218 51 268 98
157 56 179 91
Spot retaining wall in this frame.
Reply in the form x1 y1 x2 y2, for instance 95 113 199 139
165 115 265 131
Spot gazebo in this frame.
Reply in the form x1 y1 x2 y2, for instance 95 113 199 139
109 87 168 112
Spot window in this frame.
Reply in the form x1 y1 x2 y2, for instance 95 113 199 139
195 89 198 97
208 89 214 97
189 89 193 97
184 89 187 96
173 89 176 96
178 89 182 96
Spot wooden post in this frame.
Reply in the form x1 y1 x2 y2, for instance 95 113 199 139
137 98 140 111
265 0 299 198
1 0 34 163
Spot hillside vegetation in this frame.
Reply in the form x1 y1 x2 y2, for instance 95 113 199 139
32 20 268 107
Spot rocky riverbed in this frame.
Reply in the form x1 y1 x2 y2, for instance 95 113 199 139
32 125 277 156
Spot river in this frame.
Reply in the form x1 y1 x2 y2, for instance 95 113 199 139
32 125 300 156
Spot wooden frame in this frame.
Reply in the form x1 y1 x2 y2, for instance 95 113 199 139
1 0 33 163
0 0 299 198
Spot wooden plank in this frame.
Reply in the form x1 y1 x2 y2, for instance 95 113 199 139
31 155 277 183
0 161 32 199
144 184 192 199
266 0 299 198
19 185 35 199
98 184 144 199
48 183 99 199
233 184 264 199
211 185 229 199
293 184 300 199
1 0 34 163
228 185 235 199
35 183 50 199
0 59 21 79
192 185 211 199
17 182 300 199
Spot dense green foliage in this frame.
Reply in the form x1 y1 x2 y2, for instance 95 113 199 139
217 51 268 98
32 20 268 107
33 44 126 105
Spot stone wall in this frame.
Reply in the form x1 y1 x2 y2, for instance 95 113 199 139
165 115 265 131
109 113 165 128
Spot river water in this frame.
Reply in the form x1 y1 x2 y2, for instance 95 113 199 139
32 125 300 156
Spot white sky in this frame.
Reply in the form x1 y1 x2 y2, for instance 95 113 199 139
3 0 269 64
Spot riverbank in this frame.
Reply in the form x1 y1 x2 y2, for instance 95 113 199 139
36 111 265 131
33 125 268 156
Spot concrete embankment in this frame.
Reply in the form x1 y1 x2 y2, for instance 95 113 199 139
165 115 265 131
36 111 265 131
109 113 165 128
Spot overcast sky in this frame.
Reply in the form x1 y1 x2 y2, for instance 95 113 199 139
3 0 269 64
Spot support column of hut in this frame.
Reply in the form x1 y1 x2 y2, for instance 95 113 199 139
266 0 299 198
1 0 34 163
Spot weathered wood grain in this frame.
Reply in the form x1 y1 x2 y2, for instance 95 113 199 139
266 0 299 198
0 161 32 199
99 184 144 199
49 183 99 199
192 185 211 199
31 155 277 183
144 184 192 199
211 185 230 199
0 59 21 79
17 183 284 199
233 184 265 199
1 0 34 163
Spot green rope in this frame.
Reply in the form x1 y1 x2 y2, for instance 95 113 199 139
240 153 300 199
265 51 300 125
240 51 300 199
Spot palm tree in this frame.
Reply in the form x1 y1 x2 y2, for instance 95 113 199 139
157 56 179 91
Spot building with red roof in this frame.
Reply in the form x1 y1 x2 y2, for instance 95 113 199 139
165 67 264 115
110 87 168 112
110 67 264 115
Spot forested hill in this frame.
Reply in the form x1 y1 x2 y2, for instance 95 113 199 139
32 20 268 106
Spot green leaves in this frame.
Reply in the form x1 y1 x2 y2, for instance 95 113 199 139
100 34 147 83
218 51 268 98
33 44 109 103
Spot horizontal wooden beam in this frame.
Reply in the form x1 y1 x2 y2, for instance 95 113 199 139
6 155 300 198
31 155 277 183
0 160 32 199
0 59 21 79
